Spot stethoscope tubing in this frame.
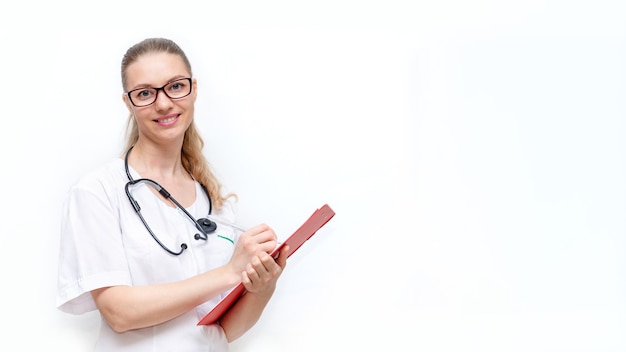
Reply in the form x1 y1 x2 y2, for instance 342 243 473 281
124 145 217 255
125 177 210 237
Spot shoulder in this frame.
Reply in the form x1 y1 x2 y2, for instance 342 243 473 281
68 158 127 199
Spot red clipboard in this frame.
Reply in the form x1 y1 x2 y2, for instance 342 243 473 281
197 204 335 325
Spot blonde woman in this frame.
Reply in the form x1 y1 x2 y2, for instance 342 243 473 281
57 37 288 351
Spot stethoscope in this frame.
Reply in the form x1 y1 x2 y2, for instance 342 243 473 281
124 145 218 255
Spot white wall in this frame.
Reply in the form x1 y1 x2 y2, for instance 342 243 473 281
2 1 625 351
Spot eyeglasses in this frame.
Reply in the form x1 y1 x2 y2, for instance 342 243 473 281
126 77 193 107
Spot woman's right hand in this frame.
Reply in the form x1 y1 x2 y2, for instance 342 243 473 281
227 224 278 275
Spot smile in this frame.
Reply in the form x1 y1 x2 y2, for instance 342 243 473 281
154 115 179 125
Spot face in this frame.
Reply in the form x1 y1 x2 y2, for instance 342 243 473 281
122 52 197 146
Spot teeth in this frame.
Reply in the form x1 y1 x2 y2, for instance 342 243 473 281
157 116 176 123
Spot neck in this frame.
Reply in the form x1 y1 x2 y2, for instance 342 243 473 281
127 141 188 180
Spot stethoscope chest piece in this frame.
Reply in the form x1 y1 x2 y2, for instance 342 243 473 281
124 145 217 255
198 218 217 233
194 218 217 240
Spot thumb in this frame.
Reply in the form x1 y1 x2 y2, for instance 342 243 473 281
275 245 290 268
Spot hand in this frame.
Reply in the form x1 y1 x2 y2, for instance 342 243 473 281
241 245 289 295
228 224 278 275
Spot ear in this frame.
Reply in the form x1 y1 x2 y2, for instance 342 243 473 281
122 93 134 114
192 78 198 103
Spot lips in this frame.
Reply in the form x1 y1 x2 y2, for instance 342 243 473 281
154 114 179 126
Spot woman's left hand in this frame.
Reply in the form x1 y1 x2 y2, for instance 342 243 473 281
241 245 289 296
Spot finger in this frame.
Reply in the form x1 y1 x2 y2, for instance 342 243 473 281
258 240 278 255
248 225 277 243
257 252 277 273
254 232 278 251
256 252 284 281
241 270 252 287
246 262 261 283
239 226 278 253
243 224 274 239
274 245 289 269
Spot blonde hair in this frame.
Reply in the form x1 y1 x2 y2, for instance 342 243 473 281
121 38 234 211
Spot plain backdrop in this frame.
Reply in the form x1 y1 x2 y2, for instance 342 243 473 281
1 1 625 351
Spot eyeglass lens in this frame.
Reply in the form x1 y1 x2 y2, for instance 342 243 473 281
128 78 192 107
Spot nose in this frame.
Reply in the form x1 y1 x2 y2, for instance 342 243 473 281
154 89 174 110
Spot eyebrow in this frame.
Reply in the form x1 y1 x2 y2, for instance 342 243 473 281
128 75 189 91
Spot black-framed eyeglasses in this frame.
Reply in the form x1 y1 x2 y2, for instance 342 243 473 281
126 77 193 107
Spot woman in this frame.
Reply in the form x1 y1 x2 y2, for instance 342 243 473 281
56 37 288 351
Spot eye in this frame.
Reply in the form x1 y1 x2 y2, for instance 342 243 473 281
132 88 155 101
169 80 187 92
165 79 191 98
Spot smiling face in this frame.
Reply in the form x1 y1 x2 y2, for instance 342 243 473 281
122 52 198 147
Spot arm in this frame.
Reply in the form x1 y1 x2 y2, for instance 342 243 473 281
92 224 278 333
219 245 290 342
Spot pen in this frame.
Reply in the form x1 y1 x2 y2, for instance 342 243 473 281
207 215 247 232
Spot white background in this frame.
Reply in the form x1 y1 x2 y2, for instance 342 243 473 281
1 1 625 351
